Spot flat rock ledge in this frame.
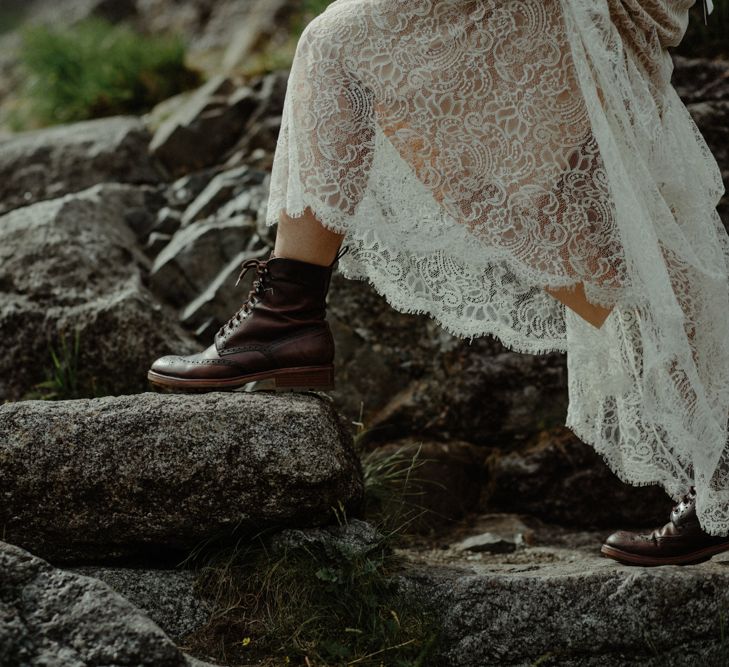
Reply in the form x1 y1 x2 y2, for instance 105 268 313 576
395 515 729 666
0 392 363 563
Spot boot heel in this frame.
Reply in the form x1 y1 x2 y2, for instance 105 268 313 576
274 366 335 391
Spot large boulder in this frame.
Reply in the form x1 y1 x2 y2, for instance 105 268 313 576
484 426 672 528
0 391 364 563
0 116 162 215
0 183 197 401
149 75 258 176
69 567 211 642
0 540 212 667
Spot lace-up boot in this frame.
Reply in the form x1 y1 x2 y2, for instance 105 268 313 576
147 247 348 391
601 487 729 565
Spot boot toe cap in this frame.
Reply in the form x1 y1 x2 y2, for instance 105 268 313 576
604 529 640 550
150 354 186 375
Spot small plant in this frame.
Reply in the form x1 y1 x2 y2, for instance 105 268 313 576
182 508 441 667
23 329 106 400
180 429 443 666
16 16 200 126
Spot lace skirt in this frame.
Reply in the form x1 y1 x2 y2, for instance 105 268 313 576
264 0 729 535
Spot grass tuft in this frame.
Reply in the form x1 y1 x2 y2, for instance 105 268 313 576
179 439 443 666
15 16 200 127
22 329 109 400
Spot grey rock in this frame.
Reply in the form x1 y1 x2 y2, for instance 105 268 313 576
166 169 221 210
0 116 161 215
181 166 266 226
454 533 519 554
154 206 183 236
231 114 283 158
0 183 197 401
69 567 211 641
17 0 138 28
0 391 364 563
179 246 270 332
145 231 173 255
124 187 167 240
672 55 729 104
150 215 263 308
150 76 258 176
220 0 292 73
269 518 387 561
0 540 210 667
485 426 672 529
394 518 729 666
223 71 289 163
246 70 289 126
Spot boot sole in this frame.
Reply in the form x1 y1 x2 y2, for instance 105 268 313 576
147 365 335 393
600 542 729 566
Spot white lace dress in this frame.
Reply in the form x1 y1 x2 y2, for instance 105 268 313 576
263 0 729 535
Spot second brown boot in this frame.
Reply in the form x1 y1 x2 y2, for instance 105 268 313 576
601 486 729 566
147 246 348 392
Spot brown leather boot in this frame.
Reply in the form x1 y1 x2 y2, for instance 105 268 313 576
601 486 729 565
147 246 349 392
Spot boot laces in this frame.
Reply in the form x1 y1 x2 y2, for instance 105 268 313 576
218 258 271 337
671 485 696 515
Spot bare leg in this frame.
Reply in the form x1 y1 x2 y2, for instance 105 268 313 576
545 283 613 328
274 206 345 267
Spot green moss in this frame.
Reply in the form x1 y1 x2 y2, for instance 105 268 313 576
16 17 201 127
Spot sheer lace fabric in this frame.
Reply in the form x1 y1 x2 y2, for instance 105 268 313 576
264 0 729 534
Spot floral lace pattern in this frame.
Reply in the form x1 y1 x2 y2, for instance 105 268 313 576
264 0 729 534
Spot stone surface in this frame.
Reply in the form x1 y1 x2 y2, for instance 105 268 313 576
150 215 262 307
165 168 220 210
0 392 364 563
455 532 520 554
0 116 161 215
69 567 211 641
268 518 387 561
220 0 292 73
149 75 258 176
181 166 265 226
395 512 729 666
0 540 211 667
485 426 673 529
672 55 729 105
452 513 536 554
0 183 197 401
178 246 270 332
